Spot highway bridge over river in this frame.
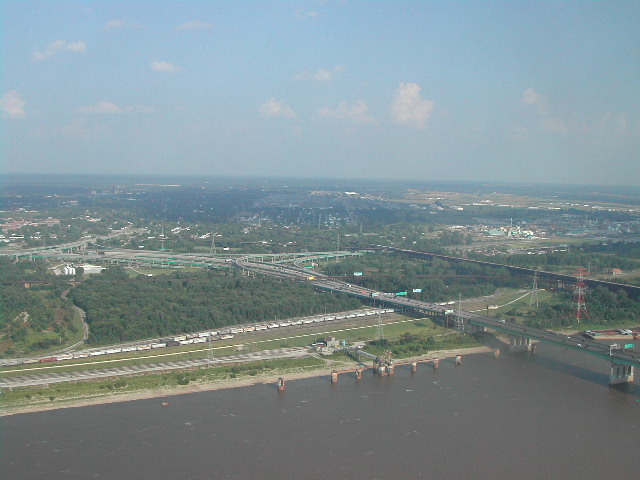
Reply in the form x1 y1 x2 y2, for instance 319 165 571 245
237 256 639 386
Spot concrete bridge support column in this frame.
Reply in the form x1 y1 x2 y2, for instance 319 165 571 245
465 323 486 334
509 335 532 353
609 364 634 385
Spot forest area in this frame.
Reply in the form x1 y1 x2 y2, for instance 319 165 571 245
0 258 75 356
320 253 527 302
68 267 362 344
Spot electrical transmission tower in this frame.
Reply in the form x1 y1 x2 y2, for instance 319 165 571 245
454 293 465 331
530 271 539 307
376 312 384 342
209 232 217 255
573 267 588 323
207 334 215 365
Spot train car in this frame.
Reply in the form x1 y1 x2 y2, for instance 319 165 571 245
137 344 152 351
255 324 268 330
244 326 256 332
151 343 166 349
73 353 89 359
90 350 107 356
219 334 234 340
165 340 180 347
57 354 74 361
38 357 58 363
173 335 187 342
121 346 137 352
105 348 123 354
192 337 207 344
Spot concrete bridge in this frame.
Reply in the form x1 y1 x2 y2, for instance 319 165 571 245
235 257 639 386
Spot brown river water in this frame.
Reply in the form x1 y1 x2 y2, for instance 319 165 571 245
1 342 639 480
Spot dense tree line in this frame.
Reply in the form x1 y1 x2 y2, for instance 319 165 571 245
68 267 362 344
321 253 527 302
0 258 75 355
476 246 640 274
518 286 640 329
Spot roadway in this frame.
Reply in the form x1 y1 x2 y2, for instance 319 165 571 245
236 258 640 369
0 348 308 388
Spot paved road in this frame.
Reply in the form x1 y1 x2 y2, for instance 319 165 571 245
0 348 309 388
237 258 640 368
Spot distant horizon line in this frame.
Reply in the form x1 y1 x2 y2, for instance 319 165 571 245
2 172 639 190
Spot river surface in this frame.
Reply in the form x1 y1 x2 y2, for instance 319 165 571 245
1 343 639 480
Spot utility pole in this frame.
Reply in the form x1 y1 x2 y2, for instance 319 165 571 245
530 271 539 307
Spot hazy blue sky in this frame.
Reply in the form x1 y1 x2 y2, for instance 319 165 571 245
2 1 639 185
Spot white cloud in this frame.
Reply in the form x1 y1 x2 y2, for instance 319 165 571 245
106 19 125 30
294 66 344 82
522 87 544 108
77 101 123 114
259 98 296 118
296 9 321 19
151 61 179 73
33 40 86 61
390 82 434 129
319 100 376 125
1 91 26 119
521 87 567 133
176 20 213 31
76 101 153 114
105 19 143 30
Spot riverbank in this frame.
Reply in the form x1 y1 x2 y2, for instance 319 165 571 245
0 346 492 417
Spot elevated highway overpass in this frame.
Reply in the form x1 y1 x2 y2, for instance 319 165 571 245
236 257 639 385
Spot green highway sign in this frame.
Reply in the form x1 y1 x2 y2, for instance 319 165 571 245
395 291 407 296
624 344 635 349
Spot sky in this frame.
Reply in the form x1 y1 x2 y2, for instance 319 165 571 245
1 1 639 186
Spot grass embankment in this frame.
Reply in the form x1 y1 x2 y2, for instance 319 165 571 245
0 356 328 411
361 331 481 359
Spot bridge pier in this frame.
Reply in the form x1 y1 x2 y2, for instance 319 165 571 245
509 335 532 353
609 364 634 385
465 323 486 334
